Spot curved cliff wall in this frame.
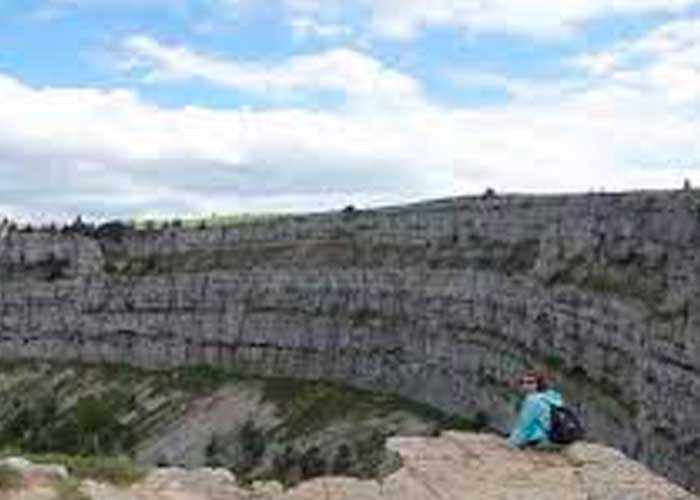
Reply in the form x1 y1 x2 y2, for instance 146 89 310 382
1 190 700 489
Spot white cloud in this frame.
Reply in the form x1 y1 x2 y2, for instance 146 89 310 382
270 0 700 38
34 0 187 24
45 0 179 7
35 0 700 40
290 17 353 40
4 17 700 222
0 71 434 222
121 35 419 105
2 71 699 223
573 19 700 102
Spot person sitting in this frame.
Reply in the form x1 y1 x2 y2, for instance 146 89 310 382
507 371 563 448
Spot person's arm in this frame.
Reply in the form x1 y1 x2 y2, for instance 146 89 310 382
507 395 539 447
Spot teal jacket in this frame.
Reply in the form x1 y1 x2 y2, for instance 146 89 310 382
508 389 563 447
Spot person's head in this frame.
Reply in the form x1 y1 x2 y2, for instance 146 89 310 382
518 371 548 394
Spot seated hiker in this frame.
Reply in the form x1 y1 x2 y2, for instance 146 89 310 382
507 371 564 447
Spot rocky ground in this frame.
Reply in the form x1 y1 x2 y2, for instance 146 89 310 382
1 432 696 500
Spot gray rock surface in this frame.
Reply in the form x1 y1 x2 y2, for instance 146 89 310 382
2 190 700 490
3 433 697 500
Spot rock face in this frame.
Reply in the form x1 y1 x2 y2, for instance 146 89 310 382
2 190 700 489
2 433 698 500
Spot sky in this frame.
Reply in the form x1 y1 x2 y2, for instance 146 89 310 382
2 0 700 222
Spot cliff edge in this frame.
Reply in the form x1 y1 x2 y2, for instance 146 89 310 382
4 190 700 489
2 432 696 500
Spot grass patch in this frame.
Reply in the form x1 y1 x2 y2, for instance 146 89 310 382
349 308 383 327
169 365 240 393
462 236 540 274
0 464 23 491
551 262 666 307
262 379 364 439
25 455 145 487
262 378 482 439
131 213 286 231
103 242 299 276
580 268 628 295
53 478 92 500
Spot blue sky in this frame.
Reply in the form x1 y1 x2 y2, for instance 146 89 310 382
1 0 700 221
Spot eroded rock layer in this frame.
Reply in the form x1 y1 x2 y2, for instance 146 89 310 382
1 190 700 489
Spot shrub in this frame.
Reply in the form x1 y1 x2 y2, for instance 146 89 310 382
331 444 351 475
238 420 266 472
470 411 489 430
272 445 302 486
300 446 325 479
204 435 223 468
95 221 129 241
74 397 120 455
0 464 22 491
544 353 564 371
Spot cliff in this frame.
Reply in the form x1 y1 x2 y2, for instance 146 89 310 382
2 432 697 499
1 189 700 489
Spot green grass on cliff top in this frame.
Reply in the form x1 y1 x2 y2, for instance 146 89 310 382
131 212 286 230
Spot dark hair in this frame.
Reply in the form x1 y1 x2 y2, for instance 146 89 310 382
523 371 549 392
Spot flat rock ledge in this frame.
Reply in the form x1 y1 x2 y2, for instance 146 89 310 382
3 432 697 500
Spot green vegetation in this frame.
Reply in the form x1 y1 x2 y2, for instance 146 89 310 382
102 243 298 276
0 464 22 491
580 268 630 296
206 419 267 477
543 353 564 371
131 212 286 231
544 255 667 308
171 365 239 393
262 378 380 439
53 478 92 500
0 362 482 488
238 420 266 472
261 377 481 439
1 392 135 456
561 365 638 422
349 308 383 328
26 455 145 487
461 235 540 274
74 396 128 455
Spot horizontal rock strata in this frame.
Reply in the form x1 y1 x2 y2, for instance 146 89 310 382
2 190 700 490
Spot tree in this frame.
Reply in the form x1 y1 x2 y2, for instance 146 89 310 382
75 396 118 454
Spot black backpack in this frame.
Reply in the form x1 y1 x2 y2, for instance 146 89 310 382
548 404 584 444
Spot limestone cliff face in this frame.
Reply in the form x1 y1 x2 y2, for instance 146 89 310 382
2 190 700 490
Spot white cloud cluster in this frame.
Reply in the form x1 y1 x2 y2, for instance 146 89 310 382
121 35 419 105
278 0 699 38
35 0 186 22
42 0 699 39
574 18 700 103
45 0 179 7
4 16 700 222
290 17 353 40
0 70 433 222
